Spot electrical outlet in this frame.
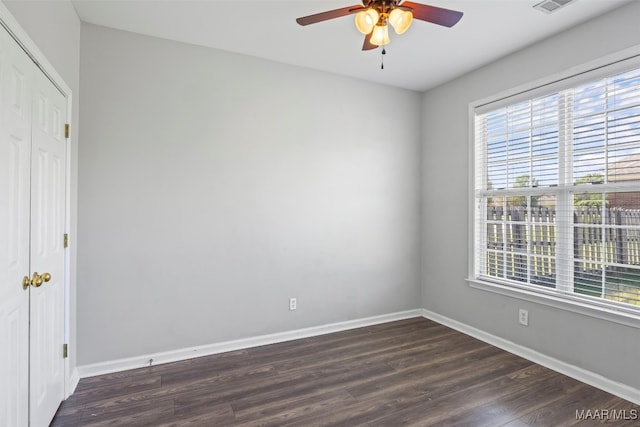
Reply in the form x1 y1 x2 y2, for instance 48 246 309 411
518 308 529 326
289 297 297 311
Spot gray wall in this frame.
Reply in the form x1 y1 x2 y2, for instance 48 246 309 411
3 0 80 379
421 1 640 390
78 24 422 365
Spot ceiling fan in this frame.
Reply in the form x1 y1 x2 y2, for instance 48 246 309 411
296 1 463 51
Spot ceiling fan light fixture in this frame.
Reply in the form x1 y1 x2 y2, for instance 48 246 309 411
389 9 413 35
295 1 463 55
355 8 379 35
370 23 390 46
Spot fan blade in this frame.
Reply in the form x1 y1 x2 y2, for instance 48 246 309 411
362 33 377 51
296 5 365 26
401 1 463 28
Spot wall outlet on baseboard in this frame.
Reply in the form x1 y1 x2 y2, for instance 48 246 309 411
518 308 529 326
289 297 297 311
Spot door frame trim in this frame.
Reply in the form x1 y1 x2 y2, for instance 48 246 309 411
0 2 76 399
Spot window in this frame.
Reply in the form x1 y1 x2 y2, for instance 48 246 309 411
473 62 640 317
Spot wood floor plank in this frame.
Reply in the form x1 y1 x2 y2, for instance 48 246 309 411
434 366 582 426
67 364 279 422
51 317 639 426
269 385 431 427
231 389 354 421
68 375 163 407
345 344 504 399
367 372 530 426
228 360 394 416
232 390 359 427
79 397 175 427
271 326 459 376
154 402 235 426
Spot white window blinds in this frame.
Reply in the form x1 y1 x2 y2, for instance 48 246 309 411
474 65 640 314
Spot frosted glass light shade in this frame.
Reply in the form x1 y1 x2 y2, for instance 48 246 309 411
389 9 413 35
355 9 379 35
370 24 390 46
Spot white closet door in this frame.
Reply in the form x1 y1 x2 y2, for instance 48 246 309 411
28 59 67 427
0 24 33 427
0 23 67 427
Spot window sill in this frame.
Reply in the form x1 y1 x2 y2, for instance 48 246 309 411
467 278 640 329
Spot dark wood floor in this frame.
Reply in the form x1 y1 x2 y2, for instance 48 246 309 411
51 317 639 426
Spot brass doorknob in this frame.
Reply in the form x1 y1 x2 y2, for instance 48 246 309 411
32 272 44 288
24 272 52 289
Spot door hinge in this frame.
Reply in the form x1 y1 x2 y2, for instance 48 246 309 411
63 344 68 359
65 123 70 139
64 233 69 248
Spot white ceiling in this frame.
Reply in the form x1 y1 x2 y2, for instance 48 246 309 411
71 0 633 92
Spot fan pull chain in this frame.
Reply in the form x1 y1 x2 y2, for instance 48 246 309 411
381 47 386 70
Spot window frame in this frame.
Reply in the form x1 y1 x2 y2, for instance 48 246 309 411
468 47 640 329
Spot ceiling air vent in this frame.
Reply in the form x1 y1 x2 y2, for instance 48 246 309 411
534 0 576 14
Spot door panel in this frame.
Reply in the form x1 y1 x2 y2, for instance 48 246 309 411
29 68 66 427
0 25 32 427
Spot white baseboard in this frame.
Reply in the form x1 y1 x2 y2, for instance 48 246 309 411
421 308 640 405
77 309 423 379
